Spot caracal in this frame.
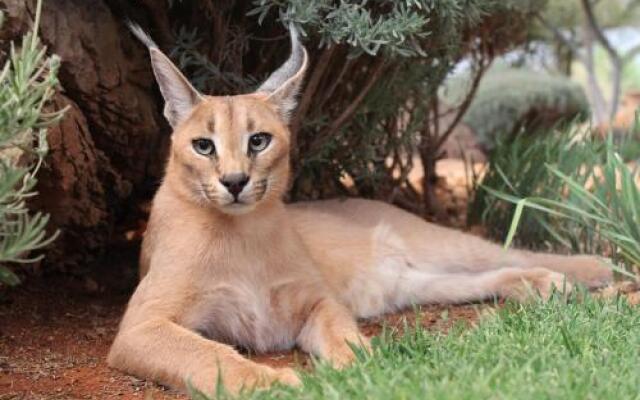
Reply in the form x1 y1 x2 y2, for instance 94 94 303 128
108 25 612 395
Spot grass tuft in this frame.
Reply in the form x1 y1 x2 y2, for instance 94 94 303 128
469 121 640 273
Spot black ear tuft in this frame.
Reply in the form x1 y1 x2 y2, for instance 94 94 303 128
256 25 308 123
128 22 202 128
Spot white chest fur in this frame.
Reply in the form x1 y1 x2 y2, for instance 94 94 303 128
178 279 298 352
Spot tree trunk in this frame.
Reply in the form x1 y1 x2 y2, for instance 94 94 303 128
580 0 623 124
582 22 608 126
1 0 167 273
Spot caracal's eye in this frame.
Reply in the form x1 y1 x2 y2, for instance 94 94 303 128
248 132 272 153
192 138 215 156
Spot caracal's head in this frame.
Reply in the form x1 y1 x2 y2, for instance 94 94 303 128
132 25 307 215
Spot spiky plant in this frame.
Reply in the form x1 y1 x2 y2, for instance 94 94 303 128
0 0 66 285
471 120 640 274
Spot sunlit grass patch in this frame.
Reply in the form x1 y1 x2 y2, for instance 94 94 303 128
194 292 640 399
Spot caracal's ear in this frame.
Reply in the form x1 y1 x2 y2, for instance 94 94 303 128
256 25 308 124
128 22 202 128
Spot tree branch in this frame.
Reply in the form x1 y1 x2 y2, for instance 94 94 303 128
317 56 353 110
623 42 640 64
290 45 337 139
580 0 623 121
306 58 386 155
581 0 621 64
328 58 386 132
435 56 490 150
535 14 584 62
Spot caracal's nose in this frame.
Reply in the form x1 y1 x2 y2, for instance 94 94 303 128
220 173 249 197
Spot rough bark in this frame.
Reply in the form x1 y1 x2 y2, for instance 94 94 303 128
1 0 167 272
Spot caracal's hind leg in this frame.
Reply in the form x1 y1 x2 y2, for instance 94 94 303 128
406 230 612 289
390 267 572 309
341 199 614 289
360 214 612 290
292 198 612 312
520 252 613 289
347 265 572 318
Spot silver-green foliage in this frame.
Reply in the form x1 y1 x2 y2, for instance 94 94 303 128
0 1 65 285
170 25 260 93
249 0 544 57
167 0 546 201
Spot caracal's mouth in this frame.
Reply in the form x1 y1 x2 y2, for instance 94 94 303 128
219 200 257 215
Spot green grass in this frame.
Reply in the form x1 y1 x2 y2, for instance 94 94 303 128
195 293 640 399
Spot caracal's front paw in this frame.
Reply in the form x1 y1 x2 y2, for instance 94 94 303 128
271 367 302 387
193 363 300 395
237 365 301 390
534 270 572 300
325 335 371 369
326 345 357 368
501 268 572 302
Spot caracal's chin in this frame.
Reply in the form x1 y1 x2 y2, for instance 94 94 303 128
216 201 258 215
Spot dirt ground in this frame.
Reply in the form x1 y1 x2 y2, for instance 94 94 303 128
0 278 486 400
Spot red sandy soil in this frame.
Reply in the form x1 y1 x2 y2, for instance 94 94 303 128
0 278 485 400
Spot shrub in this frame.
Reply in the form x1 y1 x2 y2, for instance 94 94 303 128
0 0 65 285
447 66 590 150
160 0 545 214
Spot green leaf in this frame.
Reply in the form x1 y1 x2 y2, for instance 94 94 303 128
0 264 20 286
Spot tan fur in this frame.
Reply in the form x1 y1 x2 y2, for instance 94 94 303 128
109 28 613 396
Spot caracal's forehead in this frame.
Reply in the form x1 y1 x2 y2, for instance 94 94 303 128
175 94 289 142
